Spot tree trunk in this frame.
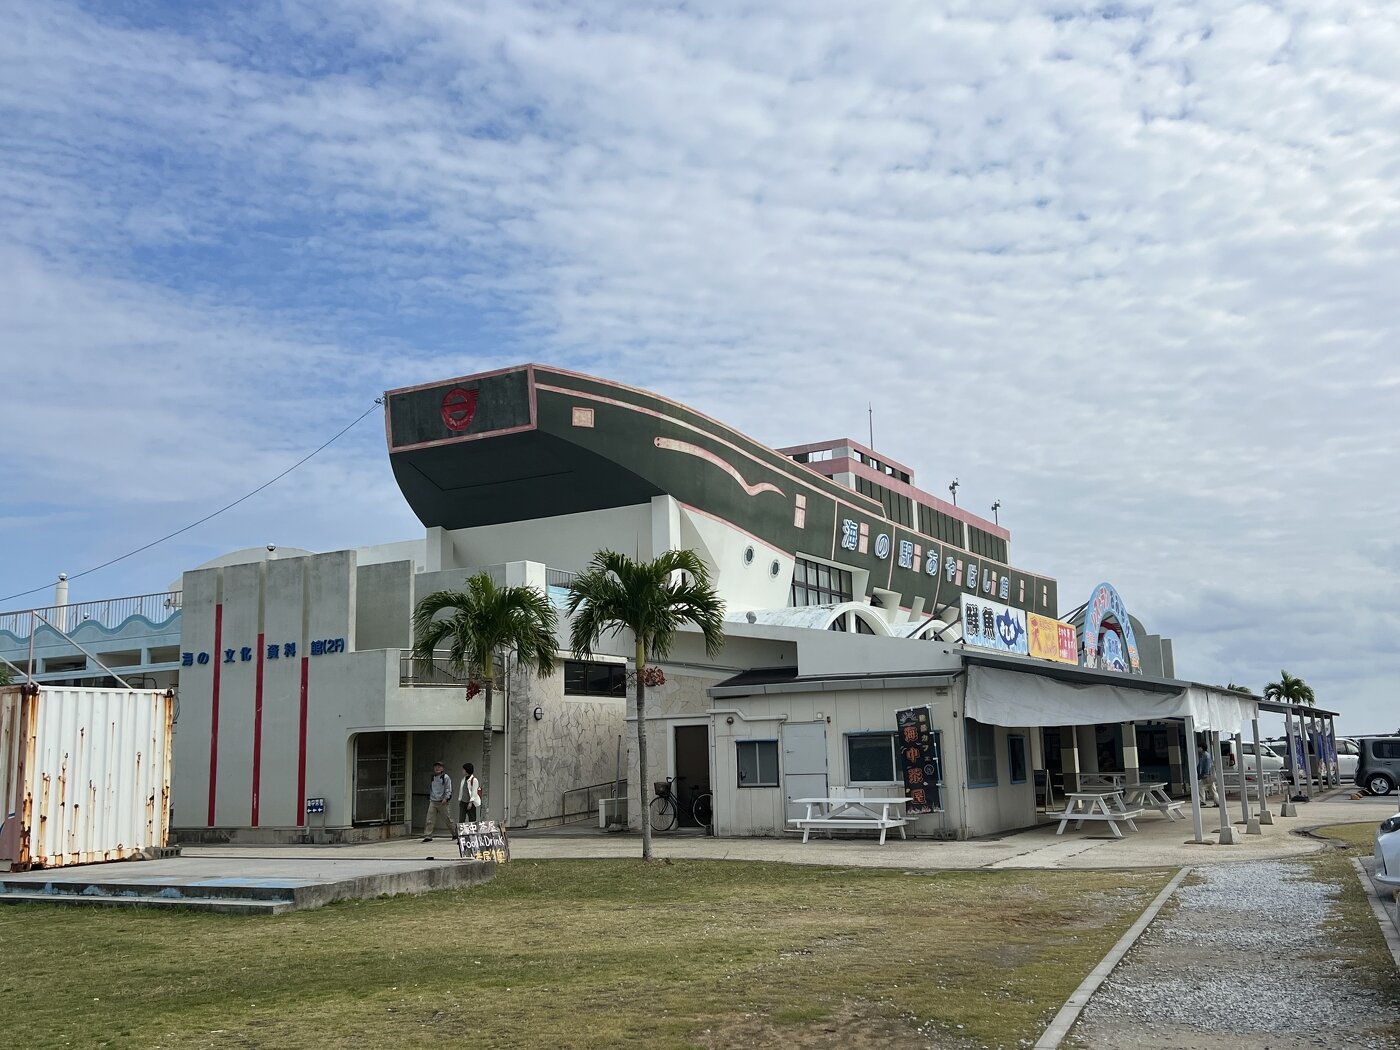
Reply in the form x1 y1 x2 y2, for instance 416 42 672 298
636 639 652 862
480 652 495 822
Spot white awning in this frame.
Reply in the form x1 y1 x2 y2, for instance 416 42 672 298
964 664 1256 731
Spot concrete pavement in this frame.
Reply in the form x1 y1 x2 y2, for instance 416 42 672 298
179 789 1394 872
3 789 1390 914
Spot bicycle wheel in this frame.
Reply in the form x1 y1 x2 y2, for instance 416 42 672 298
649 794 677 832
691 792 713 829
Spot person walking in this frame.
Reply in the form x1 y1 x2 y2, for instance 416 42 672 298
422 760 456 842
459 762 482 825
1197 741 1218 806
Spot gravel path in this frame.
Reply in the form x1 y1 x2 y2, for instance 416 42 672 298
1067 860 1400 1050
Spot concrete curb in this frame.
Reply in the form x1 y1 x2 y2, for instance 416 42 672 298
1032 865 1192 1050
1350 857 1400 970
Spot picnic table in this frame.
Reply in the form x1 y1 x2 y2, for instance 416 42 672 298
1078 773 1127 790
1055 790 1143 839
1120 781 1185 821
790 796 909 845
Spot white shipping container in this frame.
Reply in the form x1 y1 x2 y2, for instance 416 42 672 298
1 685 173 870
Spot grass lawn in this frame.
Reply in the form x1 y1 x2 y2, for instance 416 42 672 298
0 860 1171 1050
1307 820 1400 996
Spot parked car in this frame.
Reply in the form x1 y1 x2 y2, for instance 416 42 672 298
1336 737 1361 780
1374 813 1400 892
1219 739 1285 773
1355 736 1400 796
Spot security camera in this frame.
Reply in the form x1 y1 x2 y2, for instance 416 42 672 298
266 544 277 553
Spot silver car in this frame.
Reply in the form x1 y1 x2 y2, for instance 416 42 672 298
1375 813 1400 892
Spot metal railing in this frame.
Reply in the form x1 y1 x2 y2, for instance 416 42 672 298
560 778 629 825
398 651 472 687
0 591 182 640
546 567 577 589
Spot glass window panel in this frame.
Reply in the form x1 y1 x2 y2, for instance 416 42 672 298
966 719 998 787
737 741 779 787
563 661 588 695
1008 736 1027 784
848 734 895 783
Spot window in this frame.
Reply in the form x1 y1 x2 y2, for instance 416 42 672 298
791 557 853 606
1008 735 1027 784
965 718 998 788
563 660 626 698
1373 740 1400 761
737 740 779 787
847 733 897 784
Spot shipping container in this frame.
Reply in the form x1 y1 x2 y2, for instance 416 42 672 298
0 684 174 870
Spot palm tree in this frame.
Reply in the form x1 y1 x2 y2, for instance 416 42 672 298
566 550 725 862
1263 670 1316 707
411 572 558 821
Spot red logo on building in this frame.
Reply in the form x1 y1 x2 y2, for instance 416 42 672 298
440 387 479 432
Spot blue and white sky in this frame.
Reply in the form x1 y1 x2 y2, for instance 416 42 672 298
3 1 1397 732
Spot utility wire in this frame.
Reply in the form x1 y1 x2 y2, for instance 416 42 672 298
0 400 383 606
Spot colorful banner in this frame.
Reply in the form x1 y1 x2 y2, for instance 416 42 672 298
896 707 938 815
1028 613 1079 665
1081 582 1141 673
960 594 1028 655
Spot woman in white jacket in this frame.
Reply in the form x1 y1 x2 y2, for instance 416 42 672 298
459 762 482 824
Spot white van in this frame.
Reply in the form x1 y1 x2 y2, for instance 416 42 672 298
1220 739 1285 773
1335 737 1360 780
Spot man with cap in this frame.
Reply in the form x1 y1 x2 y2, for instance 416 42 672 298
422 760 457 842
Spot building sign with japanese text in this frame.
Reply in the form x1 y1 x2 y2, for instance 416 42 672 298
1027 613 1078 665
1081 582 1141 673
181 638 346 667
960 594 1028 656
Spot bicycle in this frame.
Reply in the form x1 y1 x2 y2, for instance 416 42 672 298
650 777 713 832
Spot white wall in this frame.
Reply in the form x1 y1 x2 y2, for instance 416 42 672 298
711 686 960 838
445 503 653 573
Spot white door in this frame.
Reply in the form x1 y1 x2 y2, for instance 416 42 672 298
782 721 828 823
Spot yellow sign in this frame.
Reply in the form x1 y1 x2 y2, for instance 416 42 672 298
1028 613 1078 665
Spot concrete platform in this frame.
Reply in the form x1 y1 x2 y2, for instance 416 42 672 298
0 849 494 914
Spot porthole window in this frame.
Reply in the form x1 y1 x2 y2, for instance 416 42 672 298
744 545 755 565
770 559 781 577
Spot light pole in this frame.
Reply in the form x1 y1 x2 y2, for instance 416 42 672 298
991 500 1001 525
948 478 959 506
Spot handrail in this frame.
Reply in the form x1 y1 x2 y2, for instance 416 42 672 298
398 650 471 687
560 778 629 825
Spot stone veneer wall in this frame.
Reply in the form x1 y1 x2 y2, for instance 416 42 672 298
505 660 627 827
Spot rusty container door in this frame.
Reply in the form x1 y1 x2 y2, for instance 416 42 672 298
1 686 173 870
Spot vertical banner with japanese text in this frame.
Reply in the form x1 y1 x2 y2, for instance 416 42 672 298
896 707 937 815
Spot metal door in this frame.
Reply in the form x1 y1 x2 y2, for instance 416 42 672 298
781 720 828 823
352 733 391 824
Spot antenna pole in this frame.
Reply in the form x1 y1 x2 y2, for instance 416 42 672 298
868 403 874 449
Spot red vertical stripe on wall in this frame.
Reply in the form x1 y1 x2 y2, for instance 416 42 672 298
296 656 309 826
207 604 223 827
251 632 265 826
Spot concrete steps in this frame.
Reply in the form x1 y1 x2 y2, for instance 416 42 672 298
0 874 299 914
0 854 496 913
0 886 291 915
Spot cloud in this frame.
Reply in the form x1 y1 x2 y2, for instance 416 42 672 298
1 0 1398 729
